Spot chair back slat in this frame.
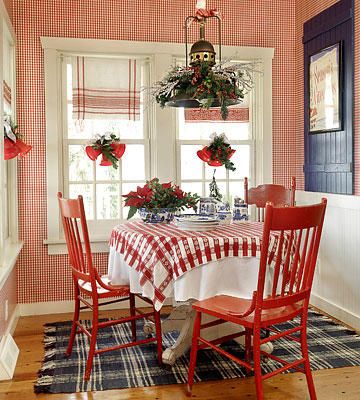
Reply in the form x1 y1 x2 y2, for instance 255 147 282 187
58 192 94 284
257 199 327 314
279 229 294 296
244 177 296 222
271 230 284 298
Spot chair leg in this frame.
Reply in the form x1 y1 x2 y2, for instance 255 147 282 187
84 303 99 381
300 323 317 400
153 308 163 365
187 311 201 396
66 293 80 357
253 329 264 400
245 327 252 364
129 293 137 342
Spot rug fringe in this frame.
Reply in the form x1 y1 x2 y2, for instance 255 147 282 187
44 336 56 346
44 326 57 335
44 348 57 361
39 360 56 372
34 375 53 394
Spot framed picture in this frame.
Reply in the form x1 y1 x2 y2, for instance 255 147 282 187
309 42 342 133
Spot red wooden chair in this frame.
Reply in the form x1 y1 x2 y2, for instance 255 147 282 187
244 177 296 221
58 192 162 380
187 199 327 400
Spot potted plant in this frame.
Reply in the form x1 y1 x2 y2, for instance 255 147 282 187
123 178 200 223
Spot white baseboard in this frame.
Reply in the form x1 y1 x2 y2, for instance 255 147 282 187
310 293 360 330
19 298 172 317
5 305 20 336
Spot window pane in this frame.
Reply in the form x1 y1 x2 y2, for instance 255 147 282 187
69 184 94 219
122 145 145 181
68 117 144 140
229 181 245 201
180 182 203 197
229 145 250 180
69 145 93 181
181 145 203 180
96 158 120 181
205 164 226 180
96 184 120 219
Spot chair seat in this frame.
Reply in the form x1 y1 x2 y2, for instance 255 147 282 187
193 295 303 328
78 275 130 298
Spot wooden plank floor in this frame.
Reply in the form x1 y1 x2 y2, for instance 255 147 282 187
0 309 360 399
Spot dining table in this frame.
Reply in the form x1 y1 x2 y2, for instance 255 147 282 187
108 219 278 365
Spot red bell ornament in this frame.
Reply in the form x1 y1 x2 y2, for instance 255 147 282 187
100 154 112 166
15 139 32 157
111 142 126 158
227 148 236 159
4 138 20 160
197 146 212 162
85 145 102 161
208 159 223 167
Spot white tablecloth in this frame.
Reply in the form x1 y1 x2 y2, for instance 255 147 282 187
108 246 259 305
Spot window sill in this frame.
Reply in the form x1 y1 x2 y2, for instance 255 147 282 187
44 238 110 255
0 241 23 290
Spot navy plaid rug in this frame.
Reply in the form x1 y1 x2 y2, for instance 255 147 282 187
34 310 360 393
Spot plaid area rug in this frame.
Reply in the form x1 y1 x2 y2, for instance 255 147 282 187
34 310 360 393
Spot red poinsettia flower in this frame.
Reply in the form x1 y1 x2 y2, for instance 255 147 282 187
162 182 172 189
122 190 138 198
125 197 145 207
174 186 185 199
137 185 153 201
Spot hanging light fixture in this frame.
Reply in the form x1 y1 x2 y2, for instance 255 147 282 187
152 1 256 120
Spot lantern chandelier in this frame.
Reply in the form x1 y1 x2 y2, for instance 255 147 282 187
152 1 256 120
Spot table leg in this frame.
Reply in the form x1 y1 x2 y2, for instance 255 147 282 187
143 304 273 366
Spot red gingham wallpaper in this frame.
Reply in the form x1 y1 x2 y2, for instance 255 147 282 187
295 0 360 194
13 0 298 304
3 0 12 20
0 269 17 336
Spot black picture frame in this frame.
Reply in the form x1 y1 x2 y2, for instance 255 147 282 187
308 42 342 134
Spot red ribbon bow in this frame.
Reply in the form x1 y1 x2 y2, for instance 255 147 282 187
195 8 219 20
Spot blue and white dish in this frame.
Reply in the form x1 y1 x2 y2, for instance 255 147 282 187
217 211 232 224
138 208 175 224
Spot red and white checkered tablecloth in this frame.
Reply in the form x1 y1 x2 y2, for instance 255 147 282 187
109 221 278 310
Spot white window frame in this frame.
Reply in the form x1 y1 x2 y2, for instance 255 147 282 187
0 1 22 288
41 37 274 254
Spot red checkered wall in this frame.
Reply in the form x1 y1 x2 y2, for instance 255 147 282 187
13 0 297 304
295 0 360 194
3 0 12 20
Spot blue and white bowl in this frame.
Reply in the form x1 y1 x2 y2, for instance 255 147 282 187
138 208 175 224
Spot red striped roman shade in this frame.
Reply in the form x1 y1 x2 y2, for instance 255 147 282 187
72 56 140 121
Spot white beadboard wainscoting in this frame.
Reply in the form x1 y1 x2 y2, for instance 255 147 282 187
296 191 360 329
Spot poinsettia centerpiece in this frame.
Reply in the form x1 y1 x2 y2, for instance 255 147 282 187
123 178 200 220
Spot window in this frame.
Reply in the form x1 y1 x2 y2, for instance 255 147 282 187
0 8 21 279
42 38 273 254
177 101 253 202
61 56 150 235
